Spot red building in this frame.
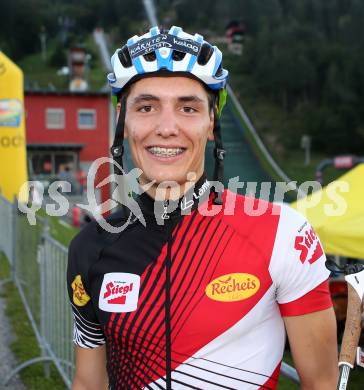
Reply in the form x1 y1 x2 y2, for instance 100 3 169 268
24 90 112 206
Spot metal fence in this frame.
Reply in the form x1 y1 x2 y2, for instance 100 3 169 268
0 192 300 388
0 193 14 267
0 193 74 389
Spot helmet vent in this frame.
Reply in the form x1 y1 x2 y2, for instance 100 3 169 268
197 43 213 65
118 45 133 68
143 51 157 62
172 50 186 61
215 63 223 77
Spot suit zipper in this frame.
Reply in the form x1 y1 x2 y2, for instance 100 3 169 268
165 199 172 390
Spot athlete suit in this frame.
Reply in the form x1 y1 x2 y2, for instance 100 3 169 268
67 176 332 390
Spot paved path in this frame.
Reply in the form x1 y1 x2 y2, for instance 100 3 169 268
0 282 27 390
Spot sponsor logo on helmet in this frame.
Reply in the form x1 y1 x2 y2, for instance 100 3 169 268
99 272 140 312
172 37 200 53
294 224 323 264
129 34 202 60
129 34 171 58
71 275 91 307
0 99 22 127
205 273 260 302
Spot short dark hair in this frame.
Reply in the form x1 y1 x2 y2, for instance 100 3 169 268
205 88 218 112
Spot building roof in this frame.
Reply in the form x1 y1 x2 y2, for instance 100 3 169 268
25 89 109 97
27 143 84 151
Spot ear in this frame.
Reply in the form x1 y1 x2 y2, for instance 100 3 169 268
207 109 215 141
116 102 121 117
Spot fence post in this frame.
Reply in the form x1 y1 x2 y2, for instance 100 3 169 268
11 196 17 282
40 217 51 378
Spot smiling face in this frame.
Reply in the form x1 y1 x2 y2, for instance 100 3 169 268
123 76 215 192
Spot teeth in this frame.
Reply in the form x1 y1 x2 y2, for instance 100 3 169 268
148 147 184 157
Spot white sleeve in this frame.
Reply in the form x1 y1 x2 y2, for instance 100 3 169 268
269 204 330 305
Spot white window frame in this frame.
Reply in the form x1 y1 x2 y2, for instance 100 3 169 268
46 108 65 129
78 109 96 130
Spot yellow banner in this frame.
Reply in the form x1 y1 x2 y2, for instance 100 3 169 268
0 52 28 202
291 164 364 259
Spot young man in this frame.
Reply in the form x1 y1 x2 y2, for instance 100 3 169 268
67 26 338 390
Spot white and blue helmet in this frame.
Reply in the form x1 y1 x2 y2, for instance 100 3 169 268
108 25 228 109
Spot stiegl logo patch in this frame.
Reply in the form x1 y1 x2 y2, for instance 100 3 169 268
294 225 323 265
99 273 140 312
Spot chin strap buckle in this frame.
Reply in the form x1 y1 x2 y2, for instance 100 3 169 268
111 145 124 157
215 148 226 161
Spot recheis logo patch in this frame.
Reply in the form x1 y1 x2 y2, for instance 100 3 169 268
205 273 260 302
99 273 140 312
71 275 91 307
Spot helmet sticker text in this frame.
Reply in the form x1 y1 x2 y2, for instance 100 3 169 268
129 34 202 59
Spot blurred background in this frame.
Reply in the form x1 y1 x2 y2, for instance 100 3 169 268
0 0 363 389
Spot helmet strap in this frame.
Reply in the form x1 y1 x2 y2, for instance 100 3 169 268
110 96 134 221
212 107 225 205
218 88 227 117
110 96 127 175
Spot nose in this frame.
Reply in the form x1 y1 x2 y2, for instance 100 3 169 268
155 107 179 137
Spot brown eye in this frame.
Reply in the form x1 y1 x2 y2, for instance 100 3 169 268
140 105 152 112
183 107 197 113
